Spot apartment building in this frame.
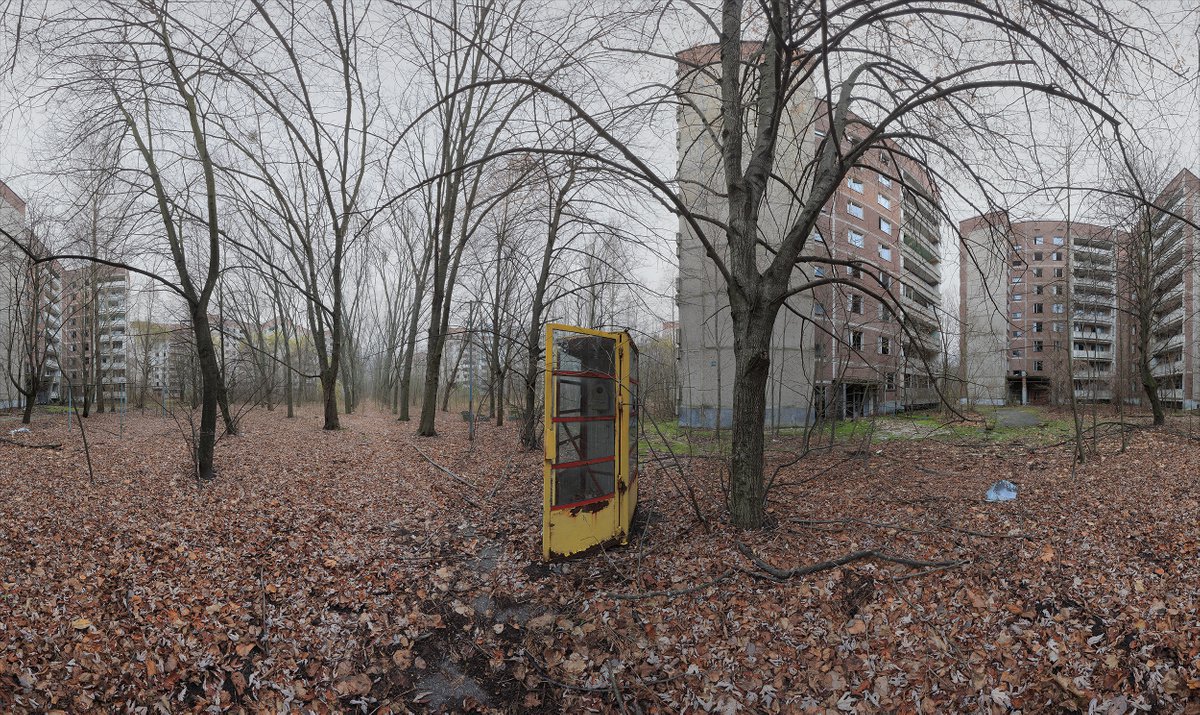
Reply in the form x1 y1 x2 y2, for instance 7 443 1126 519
959 214 1119 405
1132 169 1200 409
127 320 187 405
0 179 26 409
808 120 945 418
674 42 945 426
0 179 64 410
60 265 130 406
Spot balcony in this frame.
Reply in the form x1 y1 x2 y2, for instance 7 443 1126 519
1159 388 1185 402
1156 333 1185 352
1072 349 1112 361
1152 361 1183 378
1074 388 1113 401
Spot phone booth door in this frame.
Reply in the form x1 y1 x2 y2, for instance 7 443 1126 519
543 324 628 559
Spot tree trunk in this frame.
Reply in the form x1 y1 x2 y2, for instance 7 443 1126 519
398 292 423 422
520 338 541 449
494 370 504 426
192 311 221 480
321 369 339 429
1139 323 1165 425
727 316 773 529
21 379 35 424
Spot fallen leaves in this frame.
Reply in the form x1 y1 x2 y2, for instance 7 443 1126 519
4 407 1200 713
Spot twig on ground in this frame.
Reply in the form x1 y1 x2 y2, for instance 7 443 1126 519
412 444 481 507
736 542 969 581
0 436 62 450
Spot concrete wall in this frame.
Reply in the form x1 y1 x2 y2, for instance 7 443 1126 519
958 216 1010 406
674 44 818 427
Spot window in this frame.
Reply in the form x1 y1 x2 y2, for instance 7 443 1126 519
847 202 864 219
812 231 824 243
1051 252 1063 261
1034 361 1044 372
1012 311 1023 319
1052 303 1065 313
1013 293 1023 301
850 331 864 351
1053 236 1065 245
1012 259 1024 267
1053 268 1064 278
878 173 892 187
1052 285 1063 295
813 266 825 277
1034 236 1045 245
879 272 892 289
880 336 891 355
1033 340 1044 352
1033 268 1043 277
878 304 891 321
1012 276 1023 284
877 194 891 209
1013 329 1023 337
1034 252 1043 261
1033 303 1044 314
850 295 864 314
814 342 825 358
1012 349 1022 357
1034 285 1044 295
878 243 893 261
848 177 864 193
885 372 896 391
879 218 892 235
814 302 826 316
848 230 865 248
848 264 862 278
815 129 826 138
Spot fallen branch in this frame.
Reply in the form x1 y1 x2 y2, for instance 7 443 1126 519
0 436 62 450
608 569 736 600
412 443 478 491
736 542 969 581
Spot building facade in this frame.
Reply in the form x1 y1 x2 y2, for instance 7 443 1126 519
0 179 27 410
61 265 130 407
1130 169 1200 409
959 214 1118 405
674 43 945 426
0 179 64 410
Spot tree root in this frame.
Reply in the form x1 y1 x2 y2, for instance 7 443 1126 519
736 542 969 581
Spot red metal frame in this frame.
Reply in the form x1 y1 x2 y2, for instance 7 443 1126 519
550 491 615 511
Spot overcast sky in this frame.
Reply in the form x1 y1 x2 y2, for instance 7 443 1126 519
4 2 1200 326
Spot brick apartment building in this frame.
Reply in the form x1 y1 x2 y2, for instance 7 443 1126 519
60 265 130 407
1 179 64 410
959 214 1119 406
674 42 945 426
1130 168 1200 409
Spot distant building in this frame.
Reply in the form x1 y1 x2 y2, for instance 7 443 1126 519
60 265 130 406
0 179 28 410
674 43 945 426
959 214 1119 405
1127 169 1200 408
0 180 64 410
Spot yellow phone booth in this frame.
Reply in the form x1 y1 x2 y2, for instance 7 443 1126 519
542 324 639 560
